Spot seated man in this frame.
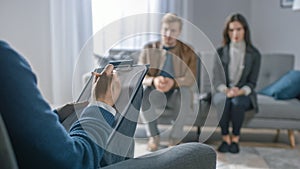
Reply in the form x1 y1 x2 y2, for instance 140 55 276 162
138 13 197 151
0 41 215 169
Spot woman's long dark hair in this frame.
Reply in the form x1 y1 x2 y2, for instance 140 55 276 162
222 13 252 46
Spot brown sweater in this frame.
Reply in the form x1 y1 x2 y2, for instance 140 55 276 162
138 40 197 88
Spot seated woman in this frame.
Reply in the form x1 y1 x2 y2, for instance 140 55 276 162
212 13 261 154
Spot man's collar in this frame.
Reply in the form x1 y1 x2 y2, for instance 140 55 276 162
163 45 176 50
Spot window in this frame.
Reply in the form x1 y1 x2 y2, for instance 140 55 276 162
91 0 161 50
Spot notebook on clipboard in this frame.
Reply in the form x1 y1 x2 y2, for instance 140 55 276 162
76 59 149 150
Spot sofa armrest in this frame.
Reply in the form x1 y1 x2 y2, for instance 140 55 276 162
198 92 212 102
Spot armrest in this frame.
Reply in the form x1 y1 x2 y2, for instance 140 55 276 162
198 92 212 102
102 143 216 169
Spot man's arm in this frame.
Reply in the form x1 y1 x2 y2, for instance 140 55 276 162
138 47 157 86
173 46 197 88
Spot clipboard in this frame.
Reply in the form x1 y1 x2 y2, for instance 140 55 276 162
76 60 149 151
76 59 147 105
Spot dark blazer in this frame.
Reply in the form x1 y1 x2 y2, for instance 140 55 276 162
213 44 261 112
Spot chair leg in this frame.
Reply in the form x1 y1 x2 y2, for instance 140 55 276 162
273 129 280 142
197 126 201 141
287 129 296 148
197 126 201 136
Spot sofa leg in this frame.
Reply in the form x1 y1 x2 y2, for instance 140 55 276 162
274 129 280 142
288 130 296 148
197 126 201 136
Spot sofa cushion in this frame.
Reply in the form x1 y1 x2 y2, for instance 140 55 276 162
259 70 300 100
254 94 300 120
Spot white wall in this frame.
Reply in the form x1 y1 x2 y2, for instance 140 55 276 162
0 0 53 103
251 0 300 69
191 0 300 69
192 0 251 48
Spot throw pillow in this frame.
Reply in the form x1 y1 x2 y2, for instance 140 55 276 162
259 70 300 100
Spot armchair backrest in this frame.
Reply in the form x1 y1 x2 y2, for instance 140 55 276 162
0 113 19 169
255 53 294 91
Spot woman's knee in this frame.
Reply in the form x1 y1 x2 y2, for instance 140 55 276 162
231 96 250 110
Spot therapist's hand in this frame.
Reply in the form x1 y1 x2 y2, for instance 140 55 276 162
91 64 121 106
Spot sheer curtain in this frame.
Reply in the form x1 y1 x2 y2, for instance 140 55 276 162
50 0 93 105
160 0 194 20
92 0 161 52
92 0 194 54
159 0 195 43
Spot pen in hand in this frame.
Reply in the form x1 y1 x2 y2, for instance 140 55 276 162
92 71 102 77
92 69 116 78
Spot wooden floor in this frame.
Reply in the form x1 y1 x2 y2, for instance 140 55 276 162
134 125 300 169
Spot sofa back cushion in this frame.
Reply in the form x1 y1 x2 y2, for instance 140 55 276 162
256 53 294 91
199 52 215 94
199 53 295 93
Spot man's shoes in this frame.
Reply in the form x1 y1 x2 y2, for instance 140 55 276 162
229 142 240 154
217 141 230 153
147 136 160 151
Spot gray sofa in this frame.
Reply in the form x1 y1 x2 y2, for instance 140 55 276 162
105 49 300 147
199 53 300 147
